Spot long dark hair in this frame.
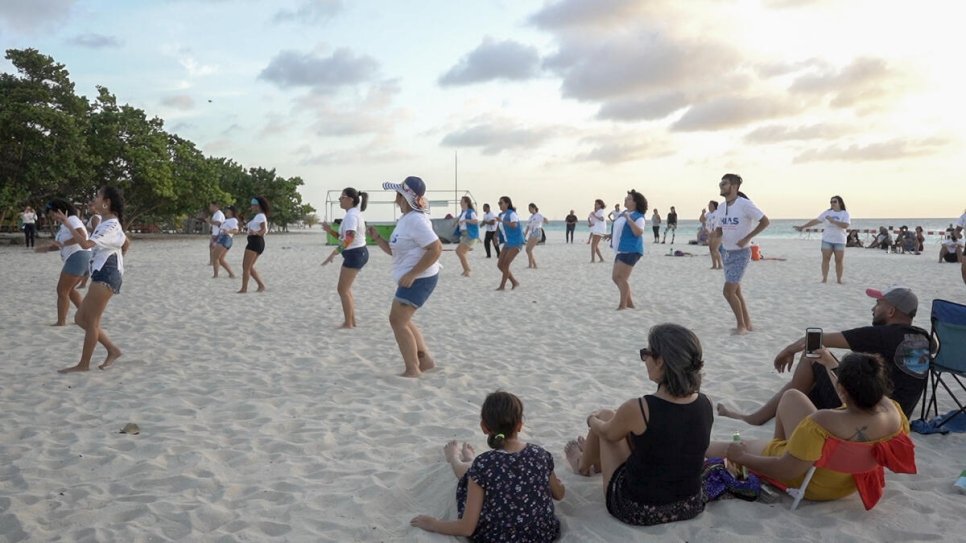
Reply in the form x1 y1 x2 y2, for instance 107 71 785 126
595 199 605 210
46 198 76 217
836 353 892 410
461 196 475 211
343 187 368 211
252 195 271 216
499 196 515 212
627 190 648 214
101 186 125 224
708 200 719 212
831 195 846 211
481 391 524 450
647 323 703 397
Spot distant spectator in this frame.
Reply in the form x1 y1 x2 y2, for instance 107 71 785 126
914 226 925 253
868 226 892 250
939 230 963 263
846 229 863 248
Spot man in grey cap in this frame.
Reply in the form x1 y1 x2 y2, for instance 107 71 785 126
718 286 931 424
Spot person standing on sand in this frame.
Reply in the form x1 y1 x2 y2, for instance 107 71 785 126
589 199 607 262
705 201 722 270
524 203 545 269
212 206 239 279
611 190 647 310
35 198 91 326
21 205 37 248
454 196 480 277
52 186 129 373
650 209 661 243
368 176 441 378
322 188 369 328
715 173 769 335
565 209 578 243
662 206 677 244
207 202 224 266
794 195 851 284
496 196 524 290
481 203 500 259
238 196 269 293
77 203 102 289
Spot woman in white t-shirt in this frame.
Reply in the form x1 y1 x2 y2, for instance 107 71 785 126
794 195 851 284
77 204 102 289
322 188 370 328
21 206 38 248
589 199 607 263
455 196 480 277
36 198 92 326
52 186 129 373
239 196 269 293
212 205 239 279
705 200 722 270
368 176 442 378
524 203 545 269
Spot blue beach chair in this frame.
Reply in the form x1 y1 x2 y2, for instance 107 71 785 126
919 299 966 427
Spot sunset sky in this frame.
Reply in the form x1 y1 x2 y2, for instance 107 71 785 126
2 0 964 221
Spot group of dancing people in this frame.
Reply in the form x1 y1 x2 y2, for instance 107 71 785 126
411 319 917 540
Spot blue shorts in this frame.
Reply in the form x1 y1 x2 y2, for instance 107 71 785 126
528 229 543 241
821 241 845 251
615 252 642 266
90 254 122 294
216 234 233 249
395 273 439 309
722 247 751 284
341 246 369 270
62 250 91 277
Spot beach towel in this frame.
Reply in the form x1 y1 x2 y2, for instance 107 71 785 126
911 411 966 435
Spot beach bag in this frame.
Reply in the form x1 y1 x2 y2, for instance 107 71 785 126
702 457 762 502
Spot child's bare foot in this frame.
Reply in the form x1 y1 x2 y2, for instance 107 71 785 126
98 348 122 370
58 364 90 374
417 351 436 372
443 440 461 464
460 442 476 463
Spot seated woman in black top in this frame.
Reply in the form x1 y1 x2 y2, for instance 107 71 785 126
564 323 713 526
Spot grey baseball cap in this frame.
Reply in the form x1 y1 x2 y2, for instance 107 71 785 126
866 286 918 316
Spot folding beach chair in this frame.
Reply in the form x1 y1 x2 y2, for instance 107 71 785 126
756 433 917 511
919 299 966 427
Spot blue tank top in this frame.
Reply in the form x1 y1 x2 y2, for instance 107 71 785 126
464 208 480 239
617 211 645 254
503 210 524 247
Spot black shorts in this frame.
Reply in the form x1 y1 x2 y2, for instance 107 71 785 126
246 235 265 255
943 252 959 263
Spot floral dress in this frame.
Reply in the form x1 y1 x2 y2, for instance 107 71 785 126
456 443 560 542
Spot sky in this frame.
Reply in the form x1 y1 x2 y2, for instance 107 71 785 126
2 0 965 222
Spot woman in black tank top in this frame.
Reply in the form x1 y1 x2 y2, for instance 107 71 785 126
564 324 713 526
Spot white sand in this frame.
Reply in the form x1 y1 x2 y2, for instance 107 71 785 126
1 233 964 542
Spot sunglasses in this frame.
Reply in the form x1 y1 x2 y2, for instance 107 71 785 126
640 347 656 361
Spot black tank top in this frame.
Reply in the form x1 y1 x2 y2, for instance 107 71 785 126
623 393 714 505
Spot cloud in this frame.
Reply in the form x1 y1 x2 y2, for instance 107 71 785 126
793 137 949 163
161 95 195 110
273 0 342 24
0 0 74 30
529 0 651 29
672 96 799 131
596 93 690 121
299 138 413 165
67 33 121 48
294 81 406 137
744 123 850 143
576 134 673 164
440 119 559 155
439 37 541 86
790 57 900 108
258 114 290 138
259 48 379 89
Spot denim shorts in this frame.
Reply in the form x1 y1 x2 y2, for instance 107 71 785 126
395 273 439 309
62 250 91 277
216 234 233 249
821 241 845 251
722 247 751 284
341 246 369 270
91 254 122 294
528 229 543 241
615 252 642 266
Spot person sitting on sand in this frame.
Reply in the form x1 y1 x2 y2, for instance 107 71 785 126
707 351 916 506
939 230 963 263
564 323 712 526
717 286 930 425
411 391 565 542
846 229 863 248
867 226 892 250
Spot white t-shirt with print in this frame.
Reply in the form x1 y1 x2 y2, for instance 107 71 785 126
210 210 225 236
718 197 766 251
590 209 607 235
483 211 498 232
817 209 851 245
56 215 90 262
704 209 719 233
943 238 964 251
219 217 239 237
340 207 367 250
527 213 544 236
389 211 440 282
247 213 267 235
90 218 126 273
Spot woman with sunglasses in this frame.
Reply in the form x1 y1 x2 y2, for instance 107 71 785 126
794 196 850 284
322 188 369 328
564 324 712 526
238 196 270 293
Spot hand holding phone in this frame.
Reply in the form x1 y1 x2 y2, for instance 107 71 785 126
805 327 823 358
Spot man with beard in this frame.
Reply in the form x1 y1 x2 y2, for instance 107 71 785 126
717 286 930 424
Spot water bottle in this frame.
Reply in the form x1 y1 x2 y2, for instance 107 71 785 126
955 470 966 494
732 432 748 480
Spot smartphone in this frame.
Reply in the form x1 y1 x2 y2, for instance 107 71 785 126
805 327 823 358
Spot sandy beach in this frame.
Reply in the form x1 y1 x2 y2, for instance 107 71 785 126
1 232 964 542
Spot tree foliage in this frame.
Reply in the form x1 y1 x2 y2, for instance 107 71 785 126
0 48 314 231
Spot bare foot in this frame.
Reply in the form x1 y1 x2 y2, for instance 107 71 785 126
58 364 90 374
496 286 506 291
733 327 749 336
564 439 584 475
716 403 747 422
338 323 355 329
399 369 421 378
236 289 247 294
418 351 436 372
51 322 66 327
228 274 236 279
443 440 461 464
460 443 476 463
256 286 266 292
461 271 471 277
626 301 635 309
99 348 122 370
510 280 520 289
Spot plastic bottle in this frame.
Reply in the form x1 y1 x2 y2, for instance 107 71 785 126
732 432 748 480
955 470 966 494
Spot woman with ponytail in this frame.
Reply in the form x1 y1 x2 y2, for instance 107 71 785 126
51 186 129 372
322 188 369 328
708 351 915 505
36 198 91 326
565 323 712 526
411 391 565 541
